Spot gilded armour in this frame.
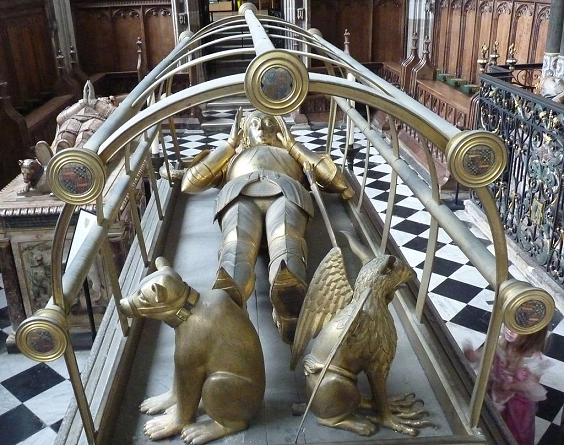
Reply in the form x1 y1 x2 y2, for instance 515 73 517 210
181 109 352 343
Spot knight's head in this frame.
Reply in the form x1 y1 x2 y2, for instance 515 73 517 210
120 257 188 320
243 111 286 147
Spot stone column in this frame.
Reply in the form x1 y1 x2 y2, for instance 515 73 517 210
546 0 564 77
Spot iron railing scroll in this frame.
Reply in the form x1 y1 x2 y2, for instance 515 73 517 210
477 69 564 290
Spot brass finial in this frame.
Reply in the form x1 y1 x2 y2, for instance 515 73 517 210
478 43 489 73
489 41 499 66
506 43 517 71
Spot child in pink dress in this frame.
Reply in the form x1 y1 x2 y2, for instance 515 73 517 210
464 326 553 445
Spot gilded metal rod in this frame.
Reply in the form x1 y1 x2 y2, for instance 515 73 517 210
470 291 504 427
145 150 163 220
82 33 192 154
310 35 459 141
415 137 441 321
332 96 503 288
416 217 439 321
342 113 352 172
380 116 400 252
64 343 96 444
167 117 182 162
309 76 450 150
98 76 247 161
469 186 510 427
158 125 173 187
59 134 153 310
101 238 129 336
243 7 275 56
326 97 337 155
51 204 77 309
304 165 338 248
129 185 149 266
135 47 252 108
356 105 372 212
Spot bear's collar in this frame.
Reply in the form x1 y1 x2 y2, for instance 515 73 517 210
166 283 199 328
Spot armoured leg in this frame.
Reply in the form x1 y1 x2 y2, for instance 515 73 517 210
265 197 309 343
214 198 263 307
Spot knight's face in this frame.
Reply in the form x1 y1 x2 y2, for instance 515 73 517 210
248 115 279 146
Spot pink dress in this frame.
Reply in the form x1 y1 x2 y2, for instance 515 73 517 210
489 350 553 445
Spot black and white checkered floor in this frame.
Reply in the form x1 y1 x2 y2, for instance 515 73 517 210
1 119 563 444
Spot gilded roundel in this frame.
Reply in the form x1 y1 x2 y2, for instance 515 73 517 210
500 280 555 335
513 299 547 329
446 130 507 188
48 148 106 205
260 67 294 101
16 308 69 362
245 50 309 115
462 146 495 177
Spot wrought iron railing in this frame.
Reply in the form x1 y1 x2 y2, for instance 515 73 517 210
488 64 543 92
476 71 564 288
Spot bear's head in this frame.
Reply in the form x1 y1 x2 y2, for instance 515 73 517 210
120 257 188 320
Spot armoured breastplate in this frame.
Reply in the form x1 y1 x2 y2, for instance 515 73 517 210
226 145 305 186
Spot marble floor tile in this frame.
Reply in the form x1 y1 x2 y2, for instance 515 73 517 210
17 427 57 445
467 288 496 312
449 305 491 334
435 244 471 264
0 385 21 416
0 404 44 445
428 293 466 322
388 228 417 246
406 210 432 225
397 246 427 268
1 363 65 403
445 321 487 350
448 264 491 288
24 380 73 426
0 355 40 384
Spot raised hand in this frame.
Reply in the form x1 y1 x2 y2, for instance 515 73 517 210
228 107 243 147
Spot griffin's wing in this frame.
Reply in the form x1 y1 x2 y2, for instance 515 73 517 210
290 246 353 370
35 141 53 166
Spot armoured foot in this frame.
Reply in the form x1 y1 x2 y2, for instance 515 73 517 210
181 419 247 445
318 414 378 436
144 413 185 440
272 308 299 344
140 390 176 415
270 261 307 343
213 267 245 308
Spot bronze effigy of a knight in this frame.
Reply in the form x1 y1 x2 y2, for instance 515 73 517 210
181 109 353 343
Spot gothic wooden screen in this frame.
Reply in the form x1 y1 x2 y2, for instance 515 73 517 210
70 0 175 75
432 0 550 84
